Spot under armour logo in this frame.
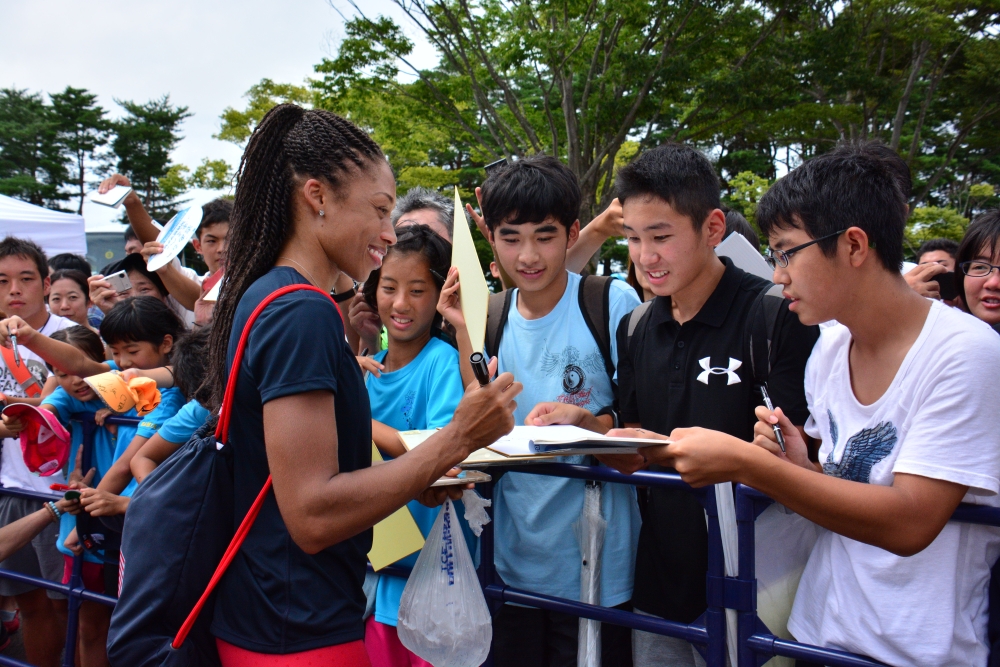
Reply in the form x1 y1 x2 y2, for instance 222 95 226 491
697 357 742 385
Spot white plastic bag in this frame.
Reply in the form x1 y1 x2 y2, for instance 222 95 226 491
397 499 492 667
753 503 819 667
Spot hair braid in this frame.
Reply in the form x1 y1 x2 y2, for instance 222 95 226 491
207 104 385 410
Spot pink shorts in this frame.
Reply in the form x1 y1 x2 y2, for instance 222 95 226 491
364 617 433 667
61 555 104 594
216 638 371 667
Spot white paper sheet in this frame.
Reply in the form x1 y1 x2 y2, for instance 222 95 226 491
146 206 204 272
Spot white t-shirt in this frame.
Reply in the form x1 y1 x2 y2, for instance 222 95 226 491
0 313 76 491
165 258 203 328
788 301 1000 666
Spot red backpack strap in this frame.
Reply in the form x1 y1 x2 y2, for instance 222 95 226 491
0 346 41 397
173 283 341 649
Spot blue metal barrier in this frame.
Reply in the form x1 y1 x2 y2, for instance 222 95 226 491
734 483 1000 667
477 462 728 667
0 415 137 667
0 412 996 667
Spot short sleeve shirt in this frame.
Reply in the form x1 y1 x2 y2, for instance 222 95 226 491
366 336 472 626
211 267 372 653
616 257 819 622
157 400 210 444
117 387 186 498
788 302 1000 666
494 272 643 606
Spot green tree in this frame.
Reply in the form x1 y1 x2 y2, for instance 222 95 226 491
725 171 771 227
189 158 233 191
216 79 313 146
314 0 799 222
111 96 192 220
0 88 69 207
905 205 969 255
50 86 109 213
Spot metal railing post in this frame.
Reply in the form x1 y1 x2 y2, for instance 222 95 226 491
61 555 84 667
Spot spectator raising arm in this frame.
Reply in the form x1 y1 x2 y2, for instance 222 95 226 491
566 198 624 274
97 174 160 245
139 242 202 310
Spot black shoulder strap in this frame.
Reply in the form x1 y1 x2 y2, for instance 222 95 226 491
744 283 786 386
578 275 616 386
485 289 514 360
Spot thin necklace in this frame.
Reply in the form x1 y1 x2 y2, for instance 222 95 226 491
278 257 322 288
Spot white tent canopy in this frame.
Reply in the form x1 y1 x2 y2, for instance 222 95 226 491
0 195 87 257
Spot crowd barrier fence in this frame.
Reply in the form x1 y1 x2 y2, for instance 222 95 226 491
0 415 996 667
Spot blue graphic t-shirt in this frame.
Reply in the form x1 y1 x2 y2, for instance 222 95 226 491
157 400 210 445
495 271 642 606
116 386 186 498
367 336 474 626
43 385 118 563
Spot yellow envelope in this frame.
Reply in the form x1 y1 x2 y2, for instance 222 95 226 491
368 443 426 571
450 186 491 353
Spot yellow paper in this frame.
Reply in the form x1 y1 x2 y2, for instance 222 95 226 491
368 443 425 571
450 186 491 353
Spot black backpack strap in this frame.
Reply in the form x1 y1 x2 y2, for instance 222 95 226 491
485 289 514 360
744 283 786 386
578 275 616 386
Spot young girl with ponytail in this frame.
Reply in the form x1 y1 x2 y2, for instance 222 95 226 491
205 104 521 666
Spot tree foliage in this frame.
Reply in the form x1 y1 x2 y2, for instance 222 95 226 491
50 87 110 213
111 95 192 220
0 88 69 207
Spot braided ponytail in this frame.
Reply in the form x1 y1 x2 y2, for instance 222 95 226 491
207 103 384 409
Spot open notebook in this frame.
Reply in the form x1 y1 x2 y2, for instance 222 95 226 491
398 424 665 463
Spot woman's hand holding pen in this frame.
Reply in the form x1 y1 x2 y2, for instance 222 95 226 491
752 406 812 469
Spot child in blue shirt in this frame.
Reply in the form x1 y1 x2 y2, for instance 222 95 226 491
0 325 118 666
130 325 212 483
2 297 188 599
360 225 476 667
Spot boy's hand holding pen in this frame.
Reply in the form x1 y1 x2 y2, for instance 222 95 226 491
752 388 814 469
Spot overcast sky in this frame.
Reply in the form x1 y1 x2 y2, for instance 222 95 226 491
1 0 435 228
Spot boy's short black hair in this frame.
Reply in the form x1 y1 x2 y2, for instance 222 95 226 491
100 296 184 348
48 253 91 275
956 209 1000 304
831 141 912 201
917 238 959 261
479 155 581 232
197 199 233 238
615 144 721 230
0 237 49 280
756 142 906 271
124 227 138 242
102 253 168 298
171 324 211 407
724 209 760 248
48 326 105 372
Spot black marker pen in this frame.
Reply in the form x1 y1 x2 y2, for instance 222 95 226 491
759 384 786 453
470 352 491 387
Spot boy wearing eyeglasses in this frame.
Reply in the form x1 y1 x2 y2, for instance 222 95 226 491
525 144 819 666
607 144 1000 666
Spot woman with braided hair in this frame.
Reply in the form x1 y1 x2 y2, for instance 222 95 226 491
206 104 522 666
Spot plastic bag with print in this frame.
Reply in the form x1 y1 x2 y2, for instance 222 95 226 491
397 498 492 667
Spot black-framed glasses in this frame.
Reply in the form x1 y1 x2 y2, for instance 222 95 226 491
765 229 849 269
960 260 1000 278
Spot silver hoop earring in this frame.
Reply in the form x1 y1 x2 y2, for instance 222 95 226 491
319 210 325 217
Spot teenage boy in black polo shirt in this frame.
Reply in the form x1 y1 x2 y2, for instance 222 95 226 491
527 144 817 666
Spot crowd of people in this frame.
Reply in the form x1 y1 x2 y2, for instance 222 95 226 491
0 101 996 667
